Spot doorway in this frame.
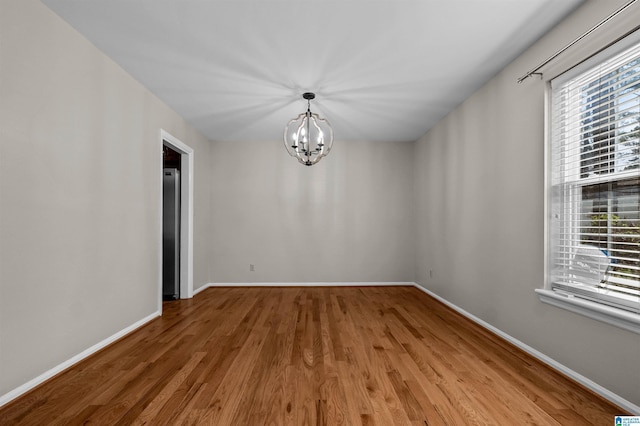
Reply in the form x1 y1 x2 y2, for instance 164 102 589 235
163 146 181 300
159 130 194 311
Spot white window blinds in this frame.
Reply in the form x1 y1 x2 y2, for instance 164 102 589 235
549 35 640 314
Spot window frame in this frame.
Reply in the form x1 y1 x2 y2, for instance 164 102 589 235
541 31 640 334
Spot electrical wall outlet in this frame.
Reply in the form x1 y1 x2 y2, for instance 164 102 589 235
249 264 255 272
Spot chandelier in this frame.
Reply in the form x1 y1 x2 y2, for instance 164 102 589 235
283 92 334 166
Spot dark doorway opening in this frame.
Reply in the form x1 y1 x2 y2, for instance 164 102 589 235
163 145 181 300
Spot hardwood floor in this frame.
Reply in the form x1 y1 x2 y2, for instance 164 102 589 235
0 286 628 425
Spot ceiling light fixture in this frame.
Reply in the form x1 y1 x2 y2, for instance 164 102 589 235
283 92 334 166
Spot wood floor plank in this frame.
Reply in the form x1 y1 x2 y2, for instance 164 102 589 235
131 351 206 425
0 286 629 425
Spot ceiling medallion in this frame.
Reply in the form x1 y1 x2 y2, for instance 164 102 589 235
283 92 334 166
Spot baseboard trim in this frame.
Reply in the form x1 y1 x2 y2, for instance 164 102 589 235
412 283 640 415
197 282 414 292
0 310 161 408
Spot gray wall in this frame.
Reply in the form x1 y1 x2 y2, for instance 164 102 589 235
207 140 415 284
0 0 211 397
414 0 640 406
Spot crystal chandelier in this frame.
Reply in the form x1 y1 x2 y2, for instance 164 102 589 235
283 92 334 166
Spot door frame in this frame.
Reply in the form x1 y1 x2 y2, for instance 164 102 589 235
159 129 194 311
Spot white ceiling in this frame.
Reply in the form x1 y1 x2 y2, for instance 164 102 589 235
42 0 584 143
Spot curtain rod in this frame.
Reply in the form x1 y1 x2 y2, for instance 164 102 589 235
517 0 638 83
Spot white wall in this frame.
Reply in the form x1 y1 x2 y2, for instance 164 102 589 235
0 0 211 397
207 140 415 284
414 0 640 406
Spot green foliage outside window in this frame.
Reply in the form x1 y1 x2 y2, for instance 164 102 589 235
582 213 640 289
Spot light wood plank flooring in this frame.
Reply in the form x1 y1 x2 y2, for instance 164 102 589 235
0 286 628 425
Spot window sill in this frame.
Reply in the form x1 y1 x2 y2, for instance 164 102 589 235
535 289 640 335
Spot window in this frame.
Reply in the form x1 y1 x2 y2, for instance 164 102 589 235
544 34 640 328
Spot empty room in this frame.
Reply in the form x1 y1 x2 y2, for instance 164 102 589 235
0 0 639 424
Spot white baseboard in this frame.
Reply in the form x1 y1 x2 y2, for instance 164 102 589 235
200 281 414 291
192 283 212 295
0 310 161 408
412 283 640 415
